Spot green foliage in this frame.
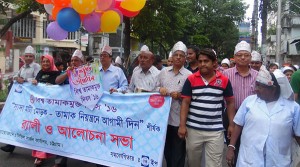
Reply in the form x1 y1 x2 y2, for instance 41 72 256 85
290 0 300 14
132 0 246 57
189 35 211 47
0 0 43 15
0 87 8 102
0 90 7 102
267 24 276 36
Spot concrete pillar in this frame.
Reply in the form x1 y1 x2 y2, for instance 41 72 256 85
0 50 5 74
13 49 20 73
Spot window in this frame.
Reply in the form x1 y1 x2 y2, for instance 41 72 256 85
12 16 36 38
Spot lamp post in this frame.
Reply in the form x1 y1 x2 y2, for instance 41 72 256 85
275 0 282 66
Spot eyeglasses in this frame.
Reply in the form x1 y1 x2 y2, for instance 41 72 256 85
173 54 185 58
100 54 110 58
235 54 251 58
251 62 262 65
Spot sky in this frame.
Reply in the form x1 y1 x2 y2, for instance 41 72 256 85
244 0 254 20
243 0 262 45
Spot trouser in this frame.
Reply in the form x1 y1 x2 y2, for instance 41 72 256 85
186 127 224 167
222 109 241 167
164 125 186 167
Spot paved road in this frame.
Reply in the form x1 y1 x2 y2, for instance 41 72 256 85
0 143 96 167
0 143 229 167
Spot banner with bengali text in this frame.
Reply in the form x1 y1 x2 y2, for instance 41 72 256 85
0 83 171 167
68 63 103 110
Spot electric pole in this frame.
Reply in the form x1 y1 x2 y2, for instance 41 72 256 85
276 0 282 66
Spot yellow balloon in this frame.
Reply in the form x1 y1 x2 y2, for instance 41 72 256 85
71 0 97 14
101 10 121 32
120 0 146 12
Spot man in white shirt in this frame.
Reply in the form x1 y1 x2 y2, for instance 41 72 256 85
1 45 40 153
128 45 160 93
158 41 192 167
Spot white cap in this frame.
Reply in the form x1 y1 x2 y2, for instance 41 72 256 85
72 49 84 61
281 66 294 73
256 68 274 86
168 51 172 58
115 56 122 65
274 62 279 68
294 65 299 70
251 51 262 62
24 45 36 55
101 45 112 56
140 45 149 52
172 41 187 55
234 41 251 55
273 69 294 99
221 58 230 66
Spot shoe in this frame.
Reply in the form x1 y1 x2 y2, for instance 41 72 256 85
0 145 15 153
34 158 43 166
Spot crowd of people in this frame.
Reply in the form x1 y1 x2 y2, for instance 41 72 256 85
1 40 300 167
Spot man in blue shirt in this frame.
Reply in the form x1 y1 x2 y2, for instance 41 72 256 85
99 45 128 93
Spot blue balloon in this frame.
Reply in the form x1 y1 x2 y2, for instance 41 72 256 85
57 8 81 32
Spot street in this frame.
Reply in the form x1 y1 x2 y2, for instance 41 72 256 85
0 143 229 167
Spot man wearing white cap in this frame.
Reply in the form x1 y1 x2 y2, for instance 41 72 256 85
221 58 230 70
128 45 160 93
157 41 192 167
1 45 41 153
132 45 150 73
250 50 263 71
222 41 258 166
53 49 85 167
114 56 122 67
99 45 128 93
14 45 41 84
179 48 235 167
167 51 173 66
55 49 84 84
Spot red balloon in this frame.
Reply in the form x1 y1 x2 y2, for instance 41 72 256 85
36 0 51 4
52 0 71 7
115 1 140 18
80 14 86 21
52 6 63 20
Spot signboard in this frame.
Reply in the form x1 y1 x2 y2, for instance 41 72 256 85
0 83 171 167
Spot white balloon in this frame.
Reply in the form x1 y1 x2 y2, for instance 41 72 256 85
44 4 54 15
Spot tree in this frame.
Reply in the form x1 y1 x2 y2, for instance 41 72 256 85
0 0 43 38
290 0 300 14
132 0 188 57
131 0 246 59
189 0 246 57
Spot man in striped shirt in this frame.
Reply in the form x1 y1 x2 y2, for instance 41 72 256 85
223 41 258 166
178 48 235 167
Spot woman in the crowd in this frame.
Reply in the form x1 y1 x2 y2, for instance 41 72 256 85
226 69 300 167
33 55 60 85
282 66 294 82
268 62 279 73
31 55 60 166
186 45 200 73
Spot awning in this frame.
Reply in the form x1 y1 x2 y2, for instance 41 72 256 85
291 39 300 44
